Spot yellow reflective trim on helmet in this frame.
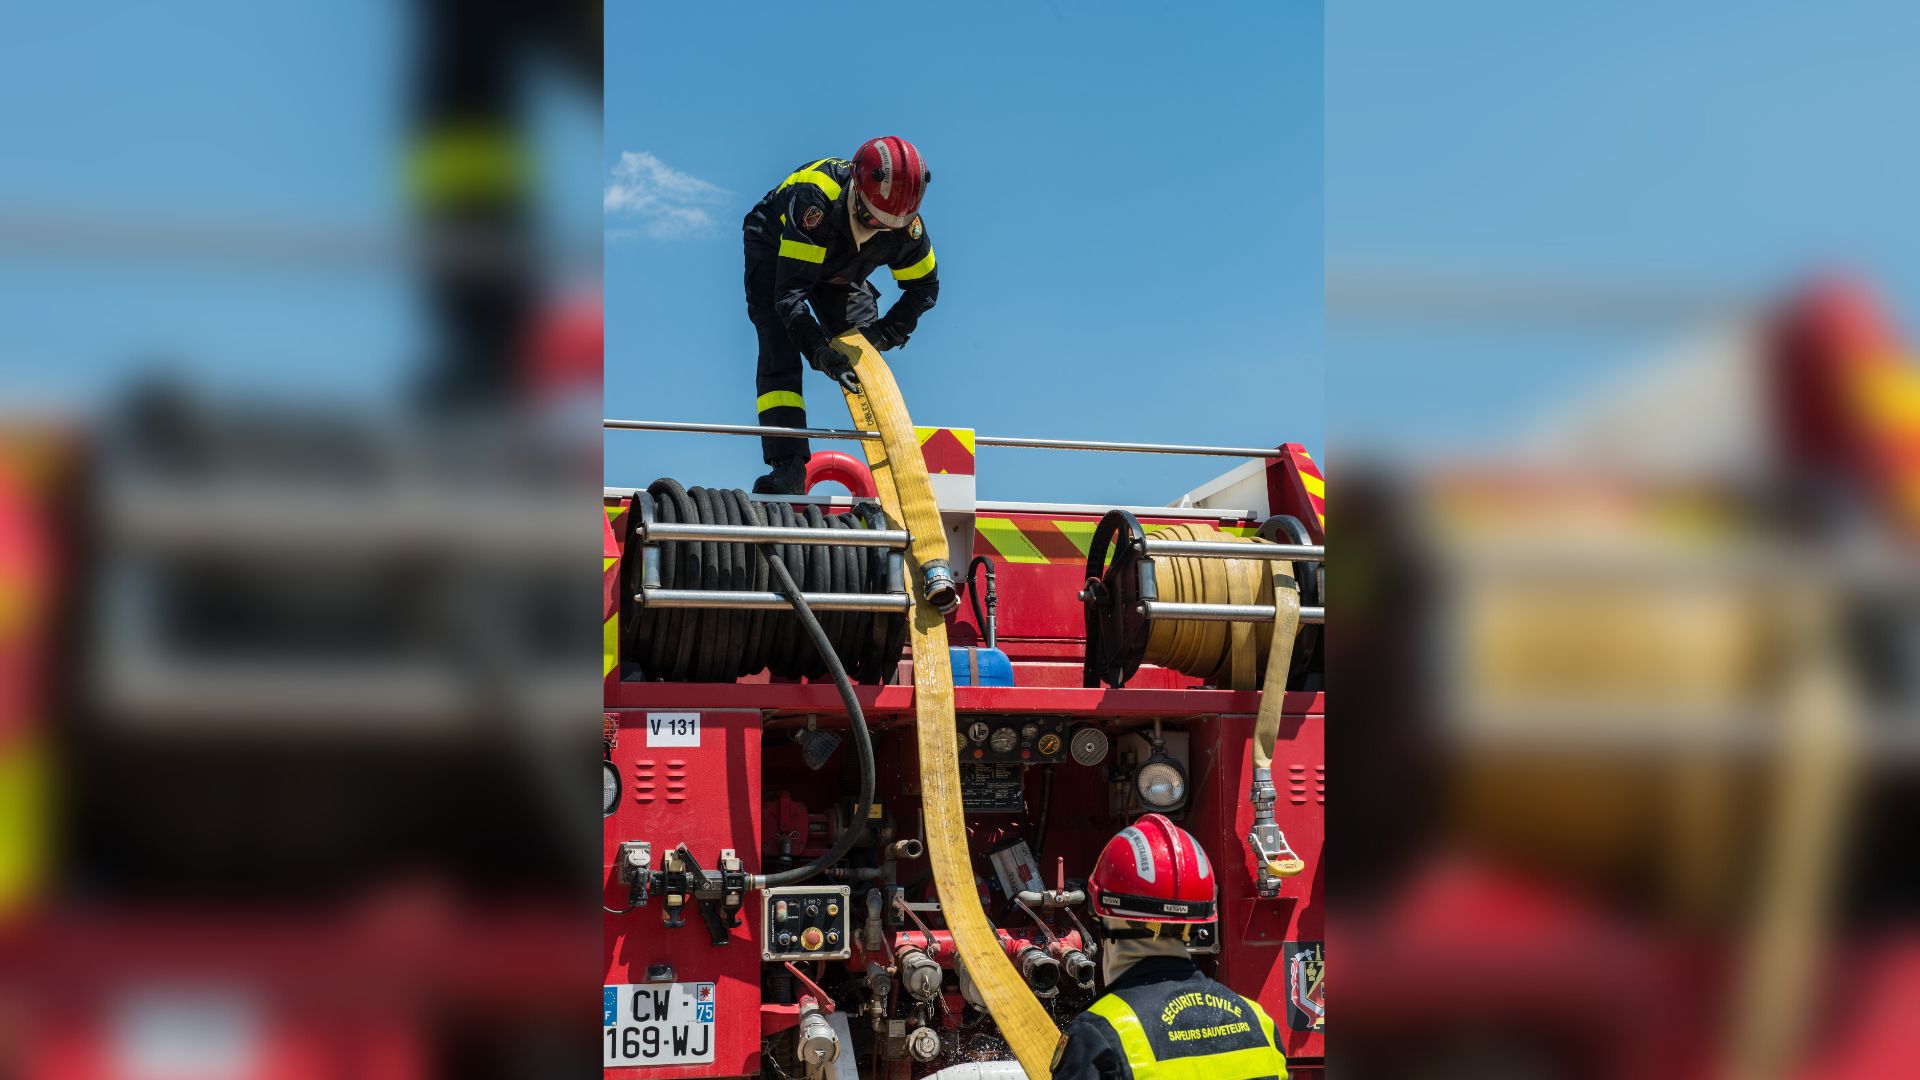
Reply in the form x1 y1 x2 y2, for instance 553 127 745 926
757 390 805 413
779 238 828 263
892 247 937 282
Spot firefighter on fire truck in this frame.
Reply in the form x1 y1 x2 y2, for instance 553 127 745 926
1052 815 1290 1080
742 135 939 495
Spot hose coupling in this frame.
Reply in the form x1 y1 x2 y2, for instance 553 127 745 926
795 998 840 1076
895 945 944 1002
1247 768 1304 896
1251 767 1278 814
1014 945 1062 999
1061 948 1098 991
922 560 960 614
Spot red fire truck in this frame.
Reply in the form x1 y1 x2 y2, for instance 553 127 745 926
602 422 1327 1079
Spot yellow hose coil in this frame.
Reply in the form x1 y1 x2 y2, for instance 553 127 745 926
1136 523 1307 880
1140 523 1279 690
831 332 1063 1077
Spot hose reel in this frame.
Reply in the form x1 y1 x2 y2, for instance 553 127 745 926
1081 510 1325 689
621 480 911 684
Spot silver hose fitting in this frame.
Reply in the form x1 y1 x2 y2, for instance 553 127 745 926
795 999 840 1075
896 945 943 1002
1247 766 1285 898
1062 949 1097 991
922 560 959 615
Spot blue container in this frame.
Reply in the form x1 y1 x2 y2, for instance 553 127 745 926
949 646 1015 687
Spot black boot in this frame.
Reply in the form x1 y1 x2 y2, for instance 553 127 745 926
752 460 807 496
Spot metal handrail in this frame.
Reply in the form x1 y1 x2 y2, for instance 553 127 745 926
1138 538 1324 562
637 589 910 613
604 418 1282 459
641 521 909 548
1139 600 1326 626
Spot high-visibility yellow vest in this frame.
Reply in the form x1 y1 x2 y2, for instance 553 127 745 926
1084 990 1289 1080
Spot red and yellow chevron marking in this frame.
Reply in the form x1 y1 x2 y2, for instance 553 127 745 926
974 516 1259 565
604 501 628 679
1290 446 1326 536
0 430 65 918
914 426 975 476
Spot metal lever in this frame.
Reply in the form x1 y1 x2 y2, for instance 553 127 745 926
659 847 691 928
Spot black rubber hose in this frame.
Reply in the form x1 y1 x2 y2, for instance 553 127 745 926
965 555 997 649
623 486 907 683
735 489 770 676
757 551 876 888
653 479 699 680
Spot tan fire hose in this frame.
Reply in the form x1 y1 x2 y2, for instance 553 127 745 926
831 332 1062 1078
1140 523 1278 690
1251 561 1306 881
1127 524 1309 884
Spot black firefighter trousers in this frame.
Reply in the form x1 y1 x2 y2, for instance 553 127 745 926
745 240 879 467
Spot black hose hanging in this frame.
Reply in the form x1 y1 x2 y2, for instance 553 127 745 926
604 539 879 905
621 481 909 685
755 553 876 888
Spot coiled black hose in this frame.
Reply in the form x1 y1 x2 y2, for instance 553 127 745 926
621 481 908 684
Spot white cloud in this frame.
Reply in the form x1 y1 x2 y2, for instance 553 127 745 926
604 151 731 239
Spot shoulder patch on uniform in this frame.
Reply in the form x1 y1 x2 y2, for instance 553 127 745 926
801 205 824 231
909 215 923 240
1051 1032 1070 1071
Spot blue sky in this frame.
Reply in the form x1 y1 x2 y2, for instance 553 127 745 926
604 1 1324 505
0 0 600 405
14 3 1913 496
1326 1 1920 457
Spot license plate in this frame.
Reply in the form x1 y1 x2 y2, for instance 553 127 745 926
603 982 716 1067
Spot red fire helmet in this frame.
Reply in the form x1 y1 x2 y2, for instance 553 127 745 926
851 136 929 229
1088 813 1217 923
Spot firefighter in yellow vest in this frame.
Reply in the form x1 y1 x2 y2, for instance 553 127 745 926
1053 814 1289 1080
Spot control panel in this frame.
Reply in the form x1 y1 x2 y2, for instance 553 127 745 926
761 885 852 962
958 718 1070 764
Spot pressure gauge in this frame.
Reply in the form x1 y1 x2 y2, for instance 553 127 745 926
603 760 621 817
967 721 991 744
1068 725 1110 767
1134 756 1188 812
1020 723 1039 742
989 726 1019 755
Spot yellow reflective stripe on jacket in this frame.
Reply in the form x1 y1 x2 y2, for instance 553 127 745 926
408 124 530 204
1248 1002 1287 1080
757 390 805 412
1087 995 1288 1080
892 247 937 282
779 238 828 263
778 159 843 201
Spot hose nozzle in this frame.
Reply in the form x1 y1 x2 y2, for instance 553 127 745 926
922 560 959 615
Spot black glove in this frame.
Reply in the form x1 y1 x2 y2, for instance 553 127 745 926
808 340 858 387
863 321 908 351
